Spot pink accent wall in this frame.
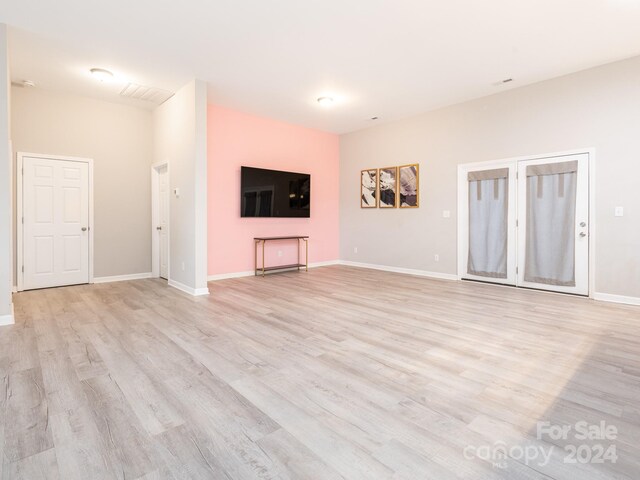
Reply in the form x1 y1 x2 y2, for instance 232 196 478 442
207 105 340 276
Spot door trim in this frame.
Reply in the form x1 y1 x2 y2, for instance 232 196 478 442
17 152 94 292
457 148 596 298
151 162 170 279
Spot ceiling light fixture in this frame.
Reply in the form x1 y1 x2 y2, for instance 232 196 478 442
317 96 334 106
90 68 114 82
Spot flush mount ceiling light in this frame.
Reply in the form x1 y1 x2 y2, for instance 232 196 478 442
90 68 114 82
317 96 334 106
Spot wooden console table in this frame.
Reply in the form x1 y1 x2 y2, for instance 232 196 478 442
254 236 309 276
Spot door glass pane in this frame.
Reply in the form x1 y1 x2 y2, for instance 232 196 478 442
524 164 577 286
468 171 509 278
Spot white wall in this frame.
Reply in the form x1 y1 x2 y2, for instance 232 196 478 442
340 55 640 299
0 24 13 324
153 80 208 295
11 87 154 280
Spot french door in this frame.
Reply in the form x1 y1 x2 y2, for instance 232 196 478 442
459 153 590 296
20 155 91 290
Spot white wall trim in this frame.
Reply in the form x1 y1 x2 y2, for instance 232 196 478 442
168 279 210 296
593 293 640 306
208 270 254 281
0 303 15 326
93 272 153 284
207 260 341 282
338 260 458 281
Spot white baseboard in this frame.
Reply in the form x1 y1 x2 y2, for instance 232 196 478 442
593 292 640 306
93 272 153 284
208 270 254 281
207 260 341 282
0 304 15 326
338 260 458 281
168 279 210 296
12 285 17 293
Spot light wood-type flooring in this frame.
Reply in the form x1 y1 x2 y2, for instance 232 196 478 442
2 265 639 479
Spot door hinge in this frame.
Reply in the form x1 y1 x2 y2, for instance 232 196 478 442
516 219 518 227
21 266 24 273
516 266 519 274
21 217 24 224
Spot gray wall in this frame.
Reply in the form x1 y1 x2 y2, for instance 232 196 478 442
0 24 12 320
11 87 154 280
153 80 208 293
340 55 640 298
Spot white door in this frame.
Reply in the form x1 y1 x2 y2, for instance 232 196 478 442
517 154 589 295
459 152 590 296
23 156 90 290
460 163 517 286
158 165 169 279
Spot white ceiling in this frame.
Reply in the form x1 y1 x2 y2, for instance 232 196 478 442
3 0 640 133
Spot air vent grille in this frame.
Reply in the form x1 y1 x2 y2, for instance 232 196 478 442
120 83 174 104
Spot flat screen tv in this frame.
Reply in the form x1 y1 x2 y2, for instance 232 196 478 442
241 166 310 218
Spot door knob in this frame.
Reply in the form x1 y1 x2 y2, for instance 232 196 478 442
157 226 162 231
579 232 587 237
81 227 87 232
580 222 586 227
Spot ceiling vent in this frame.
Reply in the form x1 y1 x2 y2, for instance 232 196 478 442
120 83 174 105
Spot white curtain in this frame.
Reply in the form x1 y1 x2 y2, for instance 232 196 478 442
468 169 509 278
524 161 578 286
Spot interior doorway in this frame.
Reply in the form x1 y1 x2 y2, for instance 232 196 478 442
151 163 169 280
17 153 93 291
458 151 592 296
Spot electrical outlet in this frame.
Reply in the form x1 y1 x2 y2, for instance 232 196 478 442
615 206 624 217
181 261 185 271
354 247 358 254
277 250 283 257
434 254 440 262
442 210 451 218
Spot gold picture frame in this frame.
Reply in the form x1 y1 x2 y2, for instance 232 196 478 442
398 163 419 208
378 166 398 208
360 169 378 208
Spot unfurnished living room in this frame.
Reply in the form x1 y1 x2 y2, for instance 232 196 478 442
0 1 639 479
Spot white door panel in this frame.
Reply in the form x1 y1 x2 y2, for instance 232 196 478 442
158 166 169 279
460 163 518 286
23 156 90 290
517 154 589 295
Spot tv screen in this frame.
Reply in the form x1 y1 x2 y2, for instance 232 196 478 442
241 166 310 218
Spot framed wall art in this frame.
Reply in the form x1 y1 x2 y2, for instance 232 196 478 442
399 163 419 208
361 168 378 208
379 167 398 208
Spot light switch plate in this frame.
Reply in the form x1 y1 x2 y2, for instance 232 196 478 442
615 206 624 217
443 210 451 218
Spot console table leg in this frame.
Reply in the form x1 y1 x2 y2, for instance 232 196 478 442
262 240 266 276
305 238 308 272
